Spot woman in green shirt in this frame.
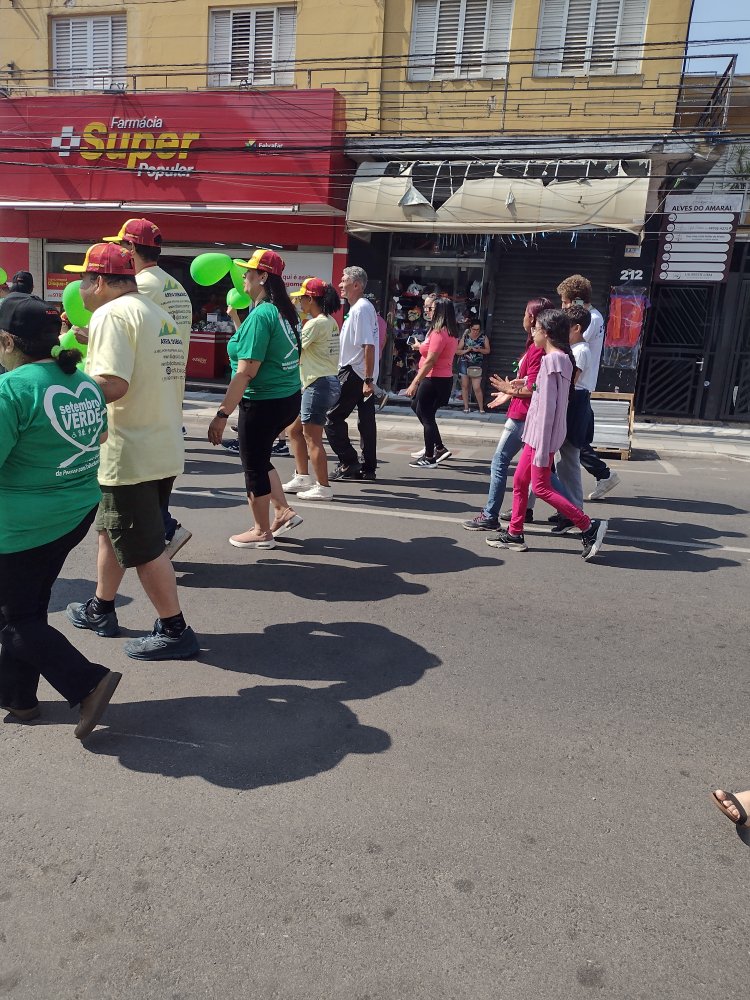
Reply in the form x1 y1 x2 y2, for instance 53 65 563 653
0 294 121 739
208 249 302 549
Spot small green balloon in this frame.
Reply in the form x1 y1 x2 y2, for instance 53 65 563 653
190 253 232 286
227 288 251 310
59 328 88 370
0 266 7 284
62 280 93 328
230 263 246 295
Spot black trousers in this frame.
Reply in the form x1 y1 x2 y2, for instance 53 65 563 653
325 366 377 473
238 391 301 496
411 377 452 456
0 508 108 711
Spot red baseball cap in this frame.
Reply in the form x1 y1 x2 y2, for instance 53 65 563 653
233 248 285 277
64 243 136 276
290 277 327 298
103 218 162 247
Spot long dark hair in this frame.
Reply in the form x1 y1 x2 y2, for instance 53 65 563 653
311 284 341 316
535 308 578 397
524 297 553 348
430 298 459 338
263 273 301 351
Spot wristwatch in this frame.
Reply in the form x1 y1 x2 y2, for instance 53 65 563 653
216 408 230 419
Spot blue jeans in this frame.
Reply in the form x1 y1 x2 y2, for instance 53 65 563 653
482 418 525 520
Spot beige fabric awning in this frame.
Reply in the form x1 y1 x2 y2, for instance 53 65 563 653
346 161 650 236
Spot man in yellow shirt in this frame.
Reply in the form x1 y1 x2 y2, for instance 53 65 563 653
103 217 192 557
63 243 198 661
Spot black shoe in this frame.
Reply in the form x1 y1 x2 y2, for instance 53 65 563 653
66 599 120 638
409 456 437 468
581 519 608 561
222 439 240 452
499 508 534 524
330 463 362 481
124 624 200 661
486 529 528 551
550 517 576 535
271 441 291 457
357 469 377 481
548 512 563 524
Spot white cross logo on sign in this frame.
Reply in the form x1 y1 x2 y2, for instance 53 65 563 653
51 126 82 157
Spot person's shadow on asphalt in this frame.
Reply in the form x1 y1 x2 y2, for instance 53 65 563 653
84 621 441 789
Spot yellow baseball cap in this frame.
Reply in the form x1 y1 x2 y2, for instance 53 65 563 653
233 248 285 277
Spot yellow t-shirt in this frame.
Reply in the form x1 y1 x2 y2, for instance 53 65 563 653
86 293 187 486
299 313 340 388
136 266 192 342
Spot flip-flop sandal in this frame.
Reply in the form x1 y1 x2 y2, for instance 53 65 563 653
711 790 749 826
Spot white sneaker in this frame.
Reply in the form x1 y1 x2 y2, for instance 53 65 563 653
587 471 621 501
282 473 313 493
410 447 426 459
297 483 333 501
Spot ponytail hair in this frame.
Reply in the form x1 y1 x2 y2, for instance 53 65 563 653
50 344 82 374
311 284 341 316
535 308 578 397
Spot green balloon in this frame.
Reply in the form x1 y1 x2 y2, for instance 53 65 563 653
227 288 251 310
230 263 246 295
0 266 7 284
190 253 232 286
59 328 88 370
62 280 93 328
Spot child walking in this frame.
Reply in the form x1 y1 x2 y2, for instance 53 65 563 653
486 309 608 561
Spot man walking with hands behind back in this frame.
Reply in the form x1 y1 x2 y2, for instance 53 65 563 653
63 243 199 661
326 266 379 481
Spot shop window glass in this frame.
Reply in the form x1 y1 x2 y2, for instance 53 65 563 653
52 15 127 90
209 6 297 87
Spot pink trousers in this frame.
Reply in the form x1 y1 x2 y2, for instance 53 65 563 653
510 446 591 536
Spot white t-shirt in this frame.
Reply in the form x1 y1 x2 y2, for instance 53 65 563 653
571 340 595 392
583 306 604 386
339 296 379 382
136 265 192 342
86 293 186 486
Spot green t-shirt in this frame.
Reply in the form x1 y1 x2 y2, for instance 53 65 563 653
227 301 301 400
0 362 106 554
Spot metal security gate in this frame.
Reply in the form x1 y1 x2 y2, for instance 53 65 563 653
636 284 720 418
712 276 750 421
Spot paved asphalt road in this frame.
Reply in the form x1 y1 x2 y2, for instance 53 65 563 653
2 422 749 1000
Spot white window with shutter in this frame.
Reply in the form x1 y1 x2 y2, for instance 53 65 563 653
52 16 127 90
209 7 297 87
408 0 514 81
535 0 648 77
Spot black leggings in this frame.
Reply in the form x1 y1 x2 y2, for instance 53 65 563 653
411 377 453 456
238 391 301 496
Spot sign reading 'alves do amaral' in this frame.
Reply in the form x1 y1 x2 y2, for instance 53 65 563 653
52 115 201 181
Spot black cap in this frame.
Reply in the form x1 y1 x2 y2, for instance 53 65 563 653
0 293 62 342
9 270 34 294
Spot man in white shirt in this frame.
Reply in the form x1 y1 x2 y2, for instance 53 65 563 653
557 274 620 501
325 265 379 481
103 218 193 556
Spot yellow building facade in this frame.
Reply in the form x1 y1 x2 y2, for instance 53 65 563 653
1 0 693 138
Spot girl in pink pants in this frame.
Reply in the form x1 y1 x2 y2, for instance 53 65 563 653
485 308 608 561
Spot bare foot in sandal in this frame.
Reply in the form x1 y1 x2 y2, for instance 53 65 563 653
711 788 750 826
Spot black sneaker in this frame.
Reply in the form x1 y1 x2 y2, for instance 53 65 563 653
486 529 528 551
548 512 563 524
409 456 437 468
581 519 608 561
462 513 500 531
271 441 291 457
124 623 200 661
357 469 377 481
222 439 240 453
500 508 534 524
66 599 120 638
330 463 362 481
550 517 576 535
434 446 452 465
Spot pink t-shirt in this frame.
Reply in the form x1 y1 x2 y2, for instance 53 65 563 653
508 345 544 421
418 328 458 378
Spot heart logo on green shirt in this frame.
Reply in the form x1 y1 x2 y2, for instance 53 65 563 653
43 381 105 469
